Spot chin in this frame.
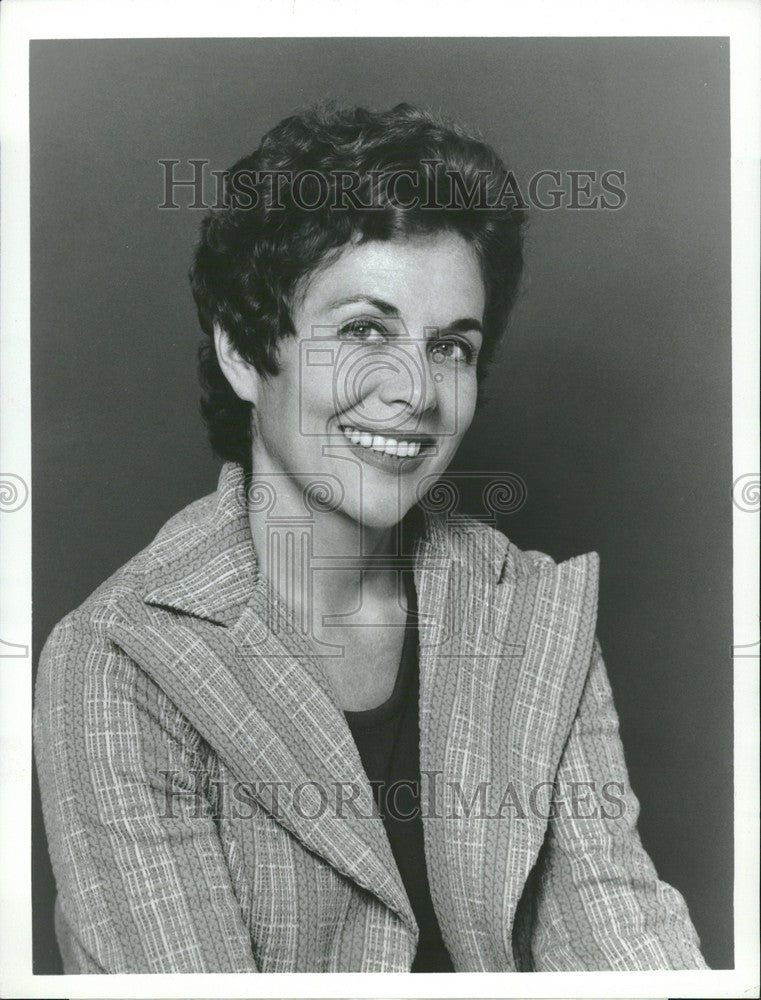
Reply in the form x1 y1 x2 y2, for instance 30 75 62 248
341 493 414 531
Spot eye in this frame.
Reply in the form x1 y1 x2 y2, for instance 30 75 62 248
430 338 476 364
337 318 387 342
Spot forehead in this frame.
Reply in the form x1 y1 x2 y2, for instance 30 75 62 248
293 232 486 319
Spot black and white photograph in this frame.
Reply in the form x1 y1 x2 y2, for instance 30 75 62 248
0 1 758 997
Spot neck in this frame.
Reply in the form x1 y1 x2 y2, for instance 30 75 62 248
244 457 406 618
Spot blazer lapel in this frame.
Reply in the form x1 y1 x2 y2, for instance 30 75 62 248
106 463 417 940
414 518 600 970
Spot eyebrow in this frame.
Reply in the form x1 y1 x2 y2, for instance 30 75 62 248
326 294 484 336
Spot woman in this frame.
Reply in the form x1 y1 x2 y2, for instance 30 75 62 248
33 103 707 973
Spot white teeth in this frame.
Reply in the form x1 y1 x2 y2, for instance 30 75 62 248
341 425 424 458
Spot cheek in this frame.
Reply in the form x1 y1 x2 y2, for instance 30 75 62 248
296 362 337 415
260 366 325 423
442 369 478 437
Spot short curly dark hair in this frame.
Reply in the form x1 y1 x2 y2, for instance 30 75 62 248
190 102 527 464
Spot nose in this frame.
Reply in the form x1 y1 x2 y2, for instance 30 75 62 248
374 338 438 420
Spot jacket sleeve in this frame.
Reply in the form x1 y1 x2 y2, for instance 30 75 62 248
33 612 260 974
529 639 709 971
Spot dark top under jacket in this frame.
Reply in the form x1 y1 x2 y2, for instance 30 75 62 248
344 574 454 973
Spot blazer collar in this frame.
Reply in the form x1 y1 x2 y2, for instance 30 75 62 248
141 463 261 626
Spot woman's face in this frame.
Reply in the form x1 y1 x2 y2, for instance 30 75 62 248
250 230 486 530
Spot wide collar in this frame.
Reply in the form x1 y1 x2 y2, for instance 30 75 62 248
106 462 599 967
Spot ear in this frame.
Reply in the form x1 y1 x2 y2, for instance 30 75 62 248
213 323 261 407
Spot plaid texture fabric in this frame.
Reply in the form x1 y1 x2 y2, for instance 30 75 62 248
34 462 708 973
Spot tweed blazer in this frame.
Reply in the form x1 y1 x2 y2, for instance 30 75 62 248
34 461 707 974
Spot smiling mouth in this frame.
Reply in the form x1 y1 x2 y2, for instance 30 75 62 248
338 423 437 459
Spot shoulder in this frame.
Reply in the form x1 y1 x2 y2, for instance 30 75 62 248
34 485 220 726
34 491 219 784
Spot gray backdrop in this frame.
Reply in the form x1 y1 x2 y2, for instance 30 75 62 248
31 37 732 971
